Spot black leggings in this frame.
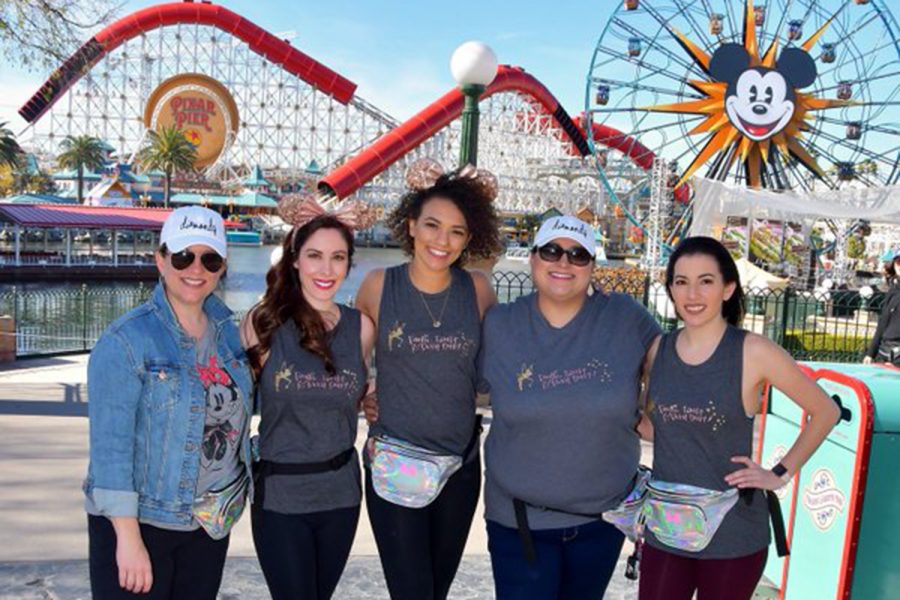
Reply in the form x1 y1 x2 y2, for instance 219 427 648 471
251 503 360 600
88 514 229 600
365 457 481 600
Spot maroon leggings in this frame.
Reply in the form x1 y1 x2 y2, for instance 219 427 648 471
638 543 767 600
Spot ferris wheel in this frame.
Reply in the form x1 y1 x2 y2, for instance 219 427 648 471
585 0 900 246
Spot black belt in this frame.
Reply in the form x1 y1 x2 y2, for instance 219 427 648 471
253 448 355 506
512 498 603 565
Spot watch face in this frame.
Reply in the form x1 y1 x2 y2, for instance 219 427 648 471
771 463 788 477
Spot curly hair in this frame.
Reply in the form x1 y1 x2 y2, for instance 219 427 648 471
387 170 503 266
246 215 354 377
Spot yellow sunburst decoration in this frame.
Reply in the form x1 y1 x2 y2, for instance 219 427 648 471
642 0 854 189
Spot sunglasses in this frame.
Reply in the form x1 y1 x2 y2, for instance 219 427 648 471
169 249 225 273
536 243 594 267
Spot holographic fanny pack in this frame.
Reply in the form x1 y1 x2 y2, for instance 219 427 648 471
192 471 249 540
367 435 462 509
642 480 739 552
601 465 651 541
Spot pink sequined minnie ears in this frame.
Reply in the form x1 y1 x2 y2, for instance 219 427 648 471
405 158 499 202
277 192 378 231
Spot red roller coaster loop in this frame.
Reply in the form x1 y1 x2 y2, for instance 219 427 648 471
18 2 356 124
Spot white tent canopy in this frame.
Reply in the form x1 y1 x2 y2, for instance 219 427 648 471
690 178 900 237
735 257 789 290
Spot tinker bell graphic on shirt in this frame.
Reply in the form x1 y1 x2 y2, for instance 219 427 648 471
388 321 405 351
513 358 612 392
196 356 242 472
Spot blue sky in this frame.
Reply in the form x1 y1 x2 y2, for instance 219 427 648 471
0 0 614 132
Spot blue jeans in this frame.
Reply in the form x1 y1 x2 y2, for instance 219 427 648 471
487 518 624 600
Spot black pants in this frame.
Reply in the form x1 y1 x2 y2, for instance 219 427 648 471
88 514 229 600
365 456 481 600
251 503 360 600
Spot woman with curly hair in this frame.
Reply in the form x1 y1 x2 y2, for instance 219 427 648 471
240 209 376 600
356 167 502 599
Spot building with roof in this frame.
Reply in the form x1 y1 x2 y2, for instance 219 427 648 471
0 204 171 280
170 191 278 212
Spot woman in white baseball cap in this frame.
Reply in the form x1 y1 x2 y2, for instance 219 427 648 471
84 206 254 599
478 214 662 599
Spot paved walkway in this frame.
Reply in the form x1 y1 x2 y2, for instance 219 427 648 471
0 354 645 599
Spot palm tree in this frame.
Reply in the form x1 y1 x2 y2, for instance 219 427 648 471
57 135 107 204
0 122 22 169
137 126 197 208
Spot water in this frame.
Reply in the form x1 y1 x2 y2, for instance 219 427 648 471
1 245 534 354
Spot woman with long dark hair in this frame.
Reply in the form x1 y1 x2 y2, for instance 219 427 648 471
864 249 900 366
85 206 253 599
241 201 376 600
356 164 502 600
638 236 838 600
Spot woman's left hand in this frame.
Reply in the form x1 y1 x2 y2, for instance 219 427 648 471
724 456 787 491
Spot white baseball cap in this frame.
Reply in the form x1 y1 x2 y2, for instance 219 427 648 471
160 206 227 258
533 215 596 256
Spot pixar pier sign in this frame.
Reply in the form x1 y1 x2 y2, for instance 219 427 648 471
143 73 240 169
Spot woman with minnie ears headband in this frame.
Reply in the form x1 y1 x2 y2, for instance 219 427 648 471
638 237 838 600
240 194 377 600
84 206 254 599
357 159 503 600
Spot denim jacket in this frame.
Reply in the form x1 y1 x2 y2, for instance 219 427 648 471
83 283 254 527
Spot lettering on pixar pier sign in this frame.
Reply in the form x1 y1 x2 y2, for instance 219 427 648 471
143 74 240 169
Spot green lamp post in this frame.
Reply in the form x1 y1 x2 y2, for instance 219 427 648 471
450 41 498 167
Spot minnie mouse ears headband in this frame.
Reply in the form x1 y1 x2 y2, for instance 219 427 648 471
277 192 378 231
405 157 499 202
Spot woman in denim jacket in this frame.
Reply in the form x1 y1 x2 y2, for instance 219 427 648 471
83 206 254 599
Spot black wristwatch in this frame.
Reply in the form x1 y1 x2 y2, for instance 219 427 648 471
771 462 789 480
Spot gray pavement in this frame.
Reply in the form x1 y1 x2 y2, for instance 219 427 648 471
0 355 651 599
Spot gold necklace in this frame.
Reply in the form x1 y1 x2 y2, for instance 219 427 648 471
417 285 451 328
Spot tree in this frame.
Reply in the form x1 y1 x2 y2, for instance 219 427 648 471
137 126 198 209
0 0 119 69
57 135 106 204
0 121 21 169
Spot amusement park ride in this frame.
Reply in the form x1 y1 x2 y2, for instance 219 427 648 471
14 0 900 280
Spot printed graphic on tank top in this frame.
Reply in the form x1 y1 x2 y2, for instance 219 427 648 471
372 265 481 459
256 305 366 514
646 325 770 559
480 291 661 530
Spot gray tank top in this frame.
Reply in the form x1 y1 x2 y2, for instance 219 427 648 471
256 305 366 514
371 264 480 459
647 325 770 558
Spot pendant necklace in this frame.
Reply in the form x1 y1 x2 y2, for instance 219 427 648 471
417 285 451 328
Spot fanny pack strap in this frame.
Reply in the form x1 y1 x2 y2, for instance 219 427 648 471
766 490 790 557
463 414 484 460
512 498 604 565
253 447 355 506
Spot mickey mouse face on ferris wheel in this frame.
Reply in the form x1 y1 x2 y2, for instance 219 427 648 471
710 43 818 142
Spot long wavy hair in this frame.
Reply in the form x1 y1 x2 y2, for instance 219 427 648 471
665 236 746 327
247 215 354 377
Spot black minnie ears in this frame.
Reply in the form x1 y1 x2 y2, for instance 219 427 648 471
709 43 818 89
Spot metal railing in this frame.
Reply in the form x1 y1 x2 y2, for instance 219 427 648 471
0 284 153 356
0 272 887 362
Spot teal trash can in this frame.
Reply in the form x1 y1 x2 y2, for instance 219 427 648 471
757 363 900 599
